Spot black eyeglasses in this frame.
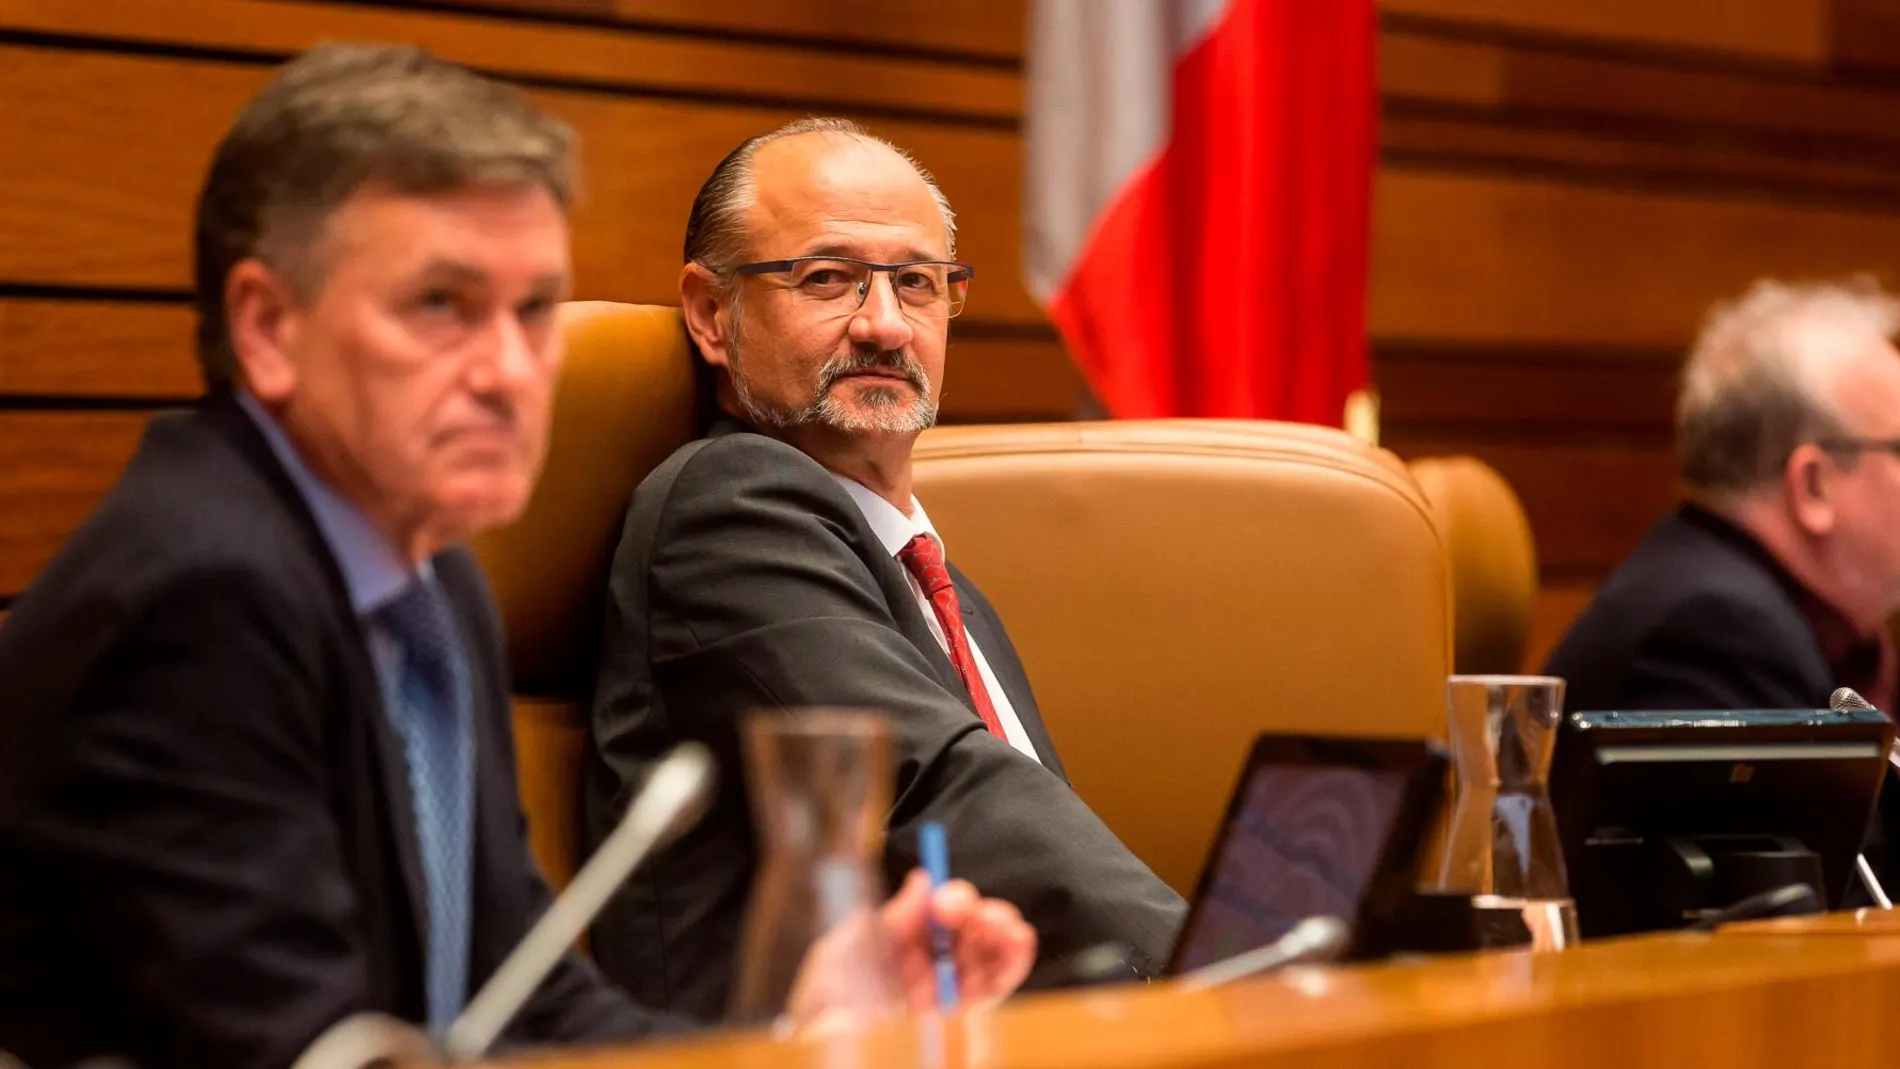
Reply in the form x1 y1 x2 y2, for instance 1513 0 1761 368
1817 437 1900 459
728 256 973 320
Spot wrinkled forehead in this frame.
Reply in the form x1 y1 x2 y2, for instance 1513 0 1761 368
744 133 949 261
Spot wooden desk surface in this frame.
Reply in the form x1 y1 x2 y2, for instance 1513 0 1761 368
1722 906 1900 937
506 930 1900 1068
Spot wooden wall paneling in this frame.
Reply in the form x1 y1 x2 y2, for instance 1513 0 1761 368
395 0 1029 61
1380 111 1900 216
944 333 1080 422
0 0 1021 123
1378 0 1830 65
1372 346 1679 427
0 300 199 398
1830 0 1900 75
1383 28 1900 149
1369 169 1900 349
1382 435 1679 577
0 44 1043 323
0 412 153 596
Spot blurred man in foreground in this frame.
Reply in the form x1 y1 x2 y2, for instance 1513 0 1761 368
585 118 1184 1017
1545 277 1900 886
0 47 1031 1069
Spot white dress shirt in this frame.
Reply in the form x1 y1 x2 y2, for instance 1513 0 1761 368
829 474 1043 764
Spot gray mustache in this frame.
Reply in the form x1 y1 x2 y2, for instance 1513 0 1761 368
816 350 930 396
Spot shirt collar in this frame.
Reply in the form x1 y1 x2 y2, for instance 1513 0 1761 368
827 473 939 559
238 390 417 616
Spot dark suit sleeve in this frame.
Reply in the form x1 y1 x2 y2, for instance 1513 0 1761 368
639 437 1184 978
23 569 374 1069
1623 593 1825 709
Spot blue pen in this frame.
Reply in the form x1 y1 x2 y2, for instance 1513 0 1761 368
919 821 960 1011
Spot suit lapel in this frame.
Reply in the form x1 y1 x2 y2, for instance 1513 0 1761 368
950 570 1068 778
207 393 432 960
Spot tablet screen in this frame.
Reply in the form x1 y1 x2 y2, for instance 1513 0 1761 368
1171 760 1411 972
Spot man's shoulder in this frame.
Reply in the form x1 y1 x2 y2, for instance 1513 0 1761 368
1595 509 1801 623
646 426 836 496
1550 508 1812 681
4 406 337 646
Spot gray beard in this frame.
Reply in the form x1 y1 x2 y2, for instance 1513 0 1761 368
728 324 939 435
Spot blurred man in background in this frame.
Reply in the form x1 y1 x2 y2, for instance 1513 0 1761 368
1545 276 1900 888
585 118 1184 1017
0 48 1031 1069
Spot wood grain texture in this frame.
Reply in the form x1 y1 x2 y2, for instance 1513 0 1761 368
0 0 1021 121
398 0 1029 60
497 928 1900 1068
0 412 151 596
0 44 1042 323
0 300 200 397
1369 169 1900 348
1383 434 1678 576
1381 0 1830 64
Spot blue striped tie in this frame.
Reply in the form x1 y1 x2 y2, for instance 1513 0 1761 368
377 576 474 1033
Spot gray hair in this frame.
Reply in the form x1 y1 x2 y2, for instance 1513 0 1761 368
1677 276 1900 495
193 42 575 388
681 116 957 273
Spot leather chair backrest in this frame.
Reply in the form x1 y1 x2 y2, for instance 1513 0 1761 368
1408 456 1539 675
912 419 1454 894
469 302 696 888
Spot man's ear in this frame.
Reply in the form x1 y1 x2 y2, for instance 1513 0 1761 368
680 263 734 372
1787 443 1839 536
226 258 302 402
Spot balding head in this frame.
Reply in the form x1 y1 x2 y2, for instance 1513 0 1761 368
1678 277 1900 498
682 117 956 275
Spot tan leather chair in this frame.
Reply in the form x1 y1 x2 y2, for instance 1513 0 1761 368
1408 456 1539 676
469 302 695 890
912 420 1454 894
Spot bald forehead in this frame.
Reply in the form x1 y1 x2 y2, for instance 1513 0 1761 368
744 131 948 260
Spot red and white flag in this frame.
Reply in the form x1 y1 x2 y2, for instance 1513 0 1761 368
1024 0 1377 424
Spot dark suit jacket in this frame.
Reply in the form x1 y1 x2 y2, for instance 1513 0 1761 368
0 392 686 1069
583 421 1185 1018
1542 503 1900 894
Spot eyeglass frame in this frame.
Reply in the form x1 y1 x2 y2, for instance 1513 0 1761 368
724 255 975 319
1815 437 1900 460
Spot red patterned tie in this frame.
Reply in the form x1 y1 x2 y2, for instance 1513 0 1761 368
897 533 1006 740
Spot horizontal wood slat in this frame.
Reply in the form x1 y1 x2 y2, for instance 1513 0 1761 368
0 44 1043 323
1380 0 1830 64
0 299 1064 419
1382 110 1900 216
1369 169 1900 349
1384 435 1679 575
1374 347 1678 427
0 411 152 596
395 0 1028 61
0 0 1021 121
1383 29 1900 151
0 300 199 397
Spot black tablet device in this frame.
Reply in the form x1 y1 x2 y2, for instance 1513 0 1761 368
1166 734 1449 974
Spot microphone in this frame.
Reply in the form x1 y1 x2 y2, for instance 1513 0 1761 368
443 742 715 1060
290 742 717 1069
1685 882 1820 932
1828 689 1895 910
1175 916 1350 992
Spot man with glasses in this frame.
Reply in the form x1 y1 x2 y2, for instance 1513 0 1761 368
584 118 1184 1016
1545 276 1900 893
